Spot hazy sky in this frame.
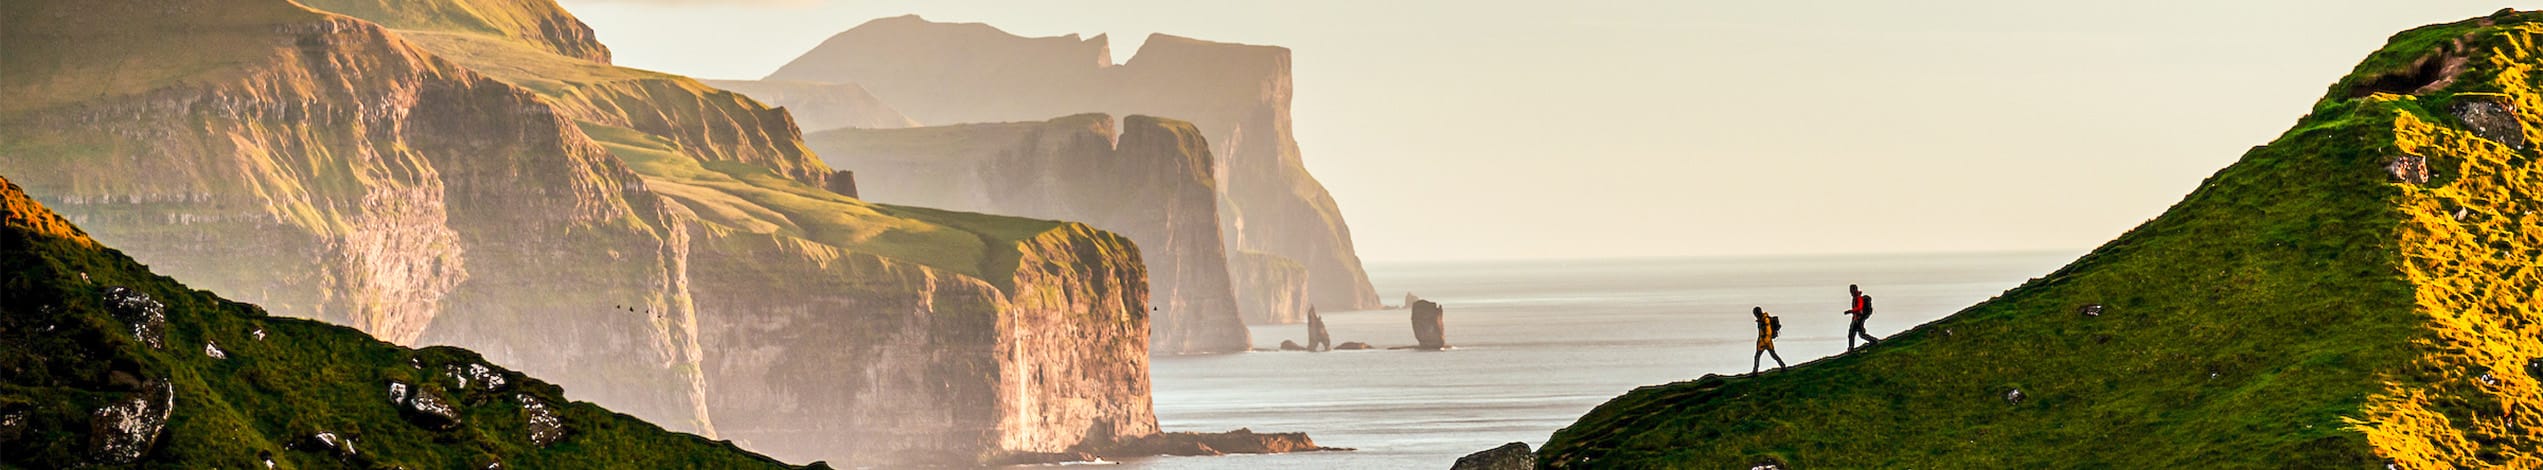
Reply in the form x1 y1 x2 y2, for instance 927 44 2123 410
560 0 2522 262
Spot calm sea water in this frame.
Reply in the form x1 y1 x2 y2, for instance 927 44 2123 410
1107 252 2077 469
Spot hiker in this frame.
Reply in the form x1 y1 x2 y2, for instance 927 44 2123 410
1753 307 1787 373
1844 284 1882 351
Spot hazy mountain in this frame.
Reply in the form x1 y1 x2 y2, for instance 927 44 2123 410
701 79 919 131
1 0 1165 465
1539 11 2543 468
807 114 1255 354
761 15 1384 312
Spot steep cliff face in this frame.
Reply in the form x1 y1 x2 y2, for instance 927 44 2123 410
3 0 1167 466
0 175 805 468
704 79 919 131
1540 12 2543 469
1230 251 1311 325
808 114 1252 354
765 16 1383 311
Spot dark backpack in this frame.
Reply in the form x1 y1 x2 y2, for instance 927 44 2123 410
1856 295 1874 318
1768 316 1783 339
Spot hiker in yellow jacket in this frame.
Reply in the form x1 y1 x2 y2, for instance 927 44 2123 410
1753 307 1787 373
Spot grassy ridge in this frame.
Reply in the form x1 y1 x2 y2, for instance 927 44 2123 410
0 175 808 468
1539 12 2543 469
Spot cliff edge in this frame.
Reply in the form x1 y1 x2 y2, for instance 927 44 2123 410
761 16 1384 311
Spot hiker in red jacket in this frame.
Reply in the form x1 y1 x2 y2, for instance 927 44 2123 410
1752 307 1787 373
1844 284 1882 351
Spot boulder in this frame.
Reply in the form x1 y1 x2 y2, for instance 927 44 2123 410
1335 342 1374 350
86 379 172 464
100 287 166 350
386 381 462 430
519 394 565 447
296 432 358 460
2451 98 2525 149
1451 442 1534 470
446 363 509 392
1279 340 1308 351
1411 300 1449 350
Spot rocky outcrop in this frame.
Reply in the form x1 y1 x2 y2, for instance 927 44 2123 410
1411 300 1448 350
703 79 920 131
1307 309 1331 351
807 114 1252 354
1093 428 1340 458
766 15 1384 311
1231 251 1311 324
2 0 1170 466
1452 442 1535 470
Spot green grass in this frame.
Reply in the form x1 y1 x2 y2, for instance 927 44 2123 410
0 176 816 468
581 122 1061 282
1539 13 2543 469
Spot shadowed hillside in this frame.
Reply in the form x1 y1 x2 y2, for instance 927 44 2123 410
1541 10 2543 469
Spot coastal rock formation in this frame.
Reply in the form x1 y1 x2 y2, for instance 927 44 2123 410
1540 12 2543 468
763 15 1384 311
1231 251 1312 324
0 0 1163 466
1411 300 1448 350
1452 442 1536 470
703 79 919 131
807 114 1252 354
0 174 803 468
1334 342 1373 350
1307 309 1332 352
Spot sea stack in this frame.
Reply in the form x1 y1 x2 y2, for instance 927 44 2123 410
1411 300 1448 350
1306 308 1332 351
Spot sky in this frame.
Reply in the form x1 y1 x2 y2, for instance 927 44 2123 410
559 0 2527 262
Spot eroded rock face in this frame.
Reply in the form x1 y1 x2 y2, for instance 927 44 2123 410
1452 442 1536 470
767 16 1383 311
689 224 1156 465
1231 251 1311 325
807 114 1251 354
1412 300 1449 350
87 379 173 464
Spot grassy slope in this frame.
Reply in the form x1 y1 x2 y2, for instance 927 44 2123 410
1539 13 2542 469
0 176 806 468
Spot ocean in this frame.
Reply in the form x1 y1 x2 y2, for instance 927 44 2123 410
1113 251 2079 469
